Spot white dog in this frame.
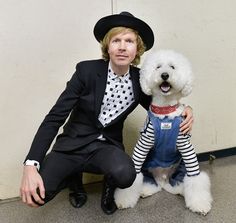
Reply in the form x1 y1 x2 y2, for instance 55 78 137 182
114 50 213 215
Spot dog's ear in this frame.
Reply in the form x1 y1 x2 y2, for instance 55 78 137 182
181 83 192 96
181 75 194 97
140 69 152 95
139 52 157 96
179 55 194 97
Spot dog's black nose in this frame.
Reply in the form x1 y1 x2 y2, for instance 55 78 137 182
161 73 169 80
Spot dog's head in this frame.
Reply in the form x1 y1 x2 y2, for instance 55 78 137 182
140 50 193 99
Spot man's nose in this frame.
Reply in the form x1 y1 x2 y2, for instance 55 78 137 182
119 41 126 50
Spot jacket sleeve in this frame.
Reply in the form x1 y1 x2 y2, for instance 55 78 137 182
25 63 85 164
139 91 152 111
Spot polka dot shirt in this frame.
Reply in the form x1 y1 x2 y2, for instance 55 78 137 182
98 63 134 126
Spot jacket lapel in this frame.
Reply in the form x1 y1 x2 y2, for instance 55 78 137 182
94 61 109 122
130 66 140 102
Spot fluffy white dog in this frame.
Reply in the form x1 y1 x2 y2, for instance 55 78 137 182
114 50 213 215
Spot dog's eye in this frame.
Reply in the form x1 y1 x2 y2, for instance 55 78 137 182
170 65 175 69
156 65 161 69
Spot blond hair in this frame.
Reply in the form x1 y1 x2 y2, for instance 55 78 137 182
100 27 146 66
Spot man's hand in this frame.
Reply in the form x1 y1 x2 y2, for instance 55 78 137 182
20 166 45 207
180 106 194 134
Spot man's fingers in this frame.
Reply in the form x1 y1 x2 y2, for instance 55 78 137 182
181 127 190 135
180 118 193 133
180 116 193 127
32 191 44 205
20 191 26 203
25 191 39 207
38 184 45 199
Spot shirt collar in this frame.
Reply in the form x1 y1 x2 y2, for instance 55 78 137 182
108 62 130 83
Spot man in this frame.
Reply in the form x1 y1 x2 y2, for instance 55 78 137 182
20 11 193 215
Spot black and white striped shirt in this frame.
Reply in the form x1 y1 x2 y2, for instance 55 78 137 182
132 117 200 176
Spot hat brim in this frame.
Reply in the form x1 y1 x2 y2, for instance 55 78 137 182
93 14 154 51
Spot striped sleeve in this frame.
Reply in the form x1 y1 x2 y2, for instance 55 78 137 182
132 117 155 173
176 133 200 176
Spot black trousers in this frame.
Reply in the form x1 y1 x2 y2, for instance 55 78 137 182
38 140 136 204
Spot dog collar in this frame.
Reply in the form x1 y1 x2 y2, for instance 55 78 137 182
150 104 179 115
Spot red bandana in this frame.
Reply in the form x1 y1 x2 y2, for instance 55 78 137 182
150 104 179 115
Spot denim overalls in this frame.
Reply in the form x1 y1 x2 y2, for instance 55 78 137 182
142 111 187 186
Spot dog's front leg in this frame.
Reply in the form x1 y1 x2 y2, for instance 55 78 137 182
114 172 143 209
183 171 213 215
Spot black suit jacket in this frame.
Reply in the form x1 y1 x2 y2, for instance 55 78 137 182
26 59 151 164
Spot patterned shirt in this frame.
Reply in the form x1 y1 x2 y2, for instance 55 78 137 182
98 63 134 126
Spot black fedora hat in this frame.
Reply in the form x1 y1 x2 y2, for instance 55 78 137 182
93 11 154 51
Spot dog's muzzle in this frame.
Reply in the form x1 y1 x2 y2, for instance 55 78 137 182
159 72 171 93
160 81 171 93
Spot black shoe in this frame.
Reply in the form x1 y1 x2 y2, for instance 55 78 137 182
101 181 117 215
69 192 87 208
68 172 87 208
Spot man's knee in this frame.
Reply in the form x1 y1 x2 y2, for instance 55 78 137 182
111 164 136 189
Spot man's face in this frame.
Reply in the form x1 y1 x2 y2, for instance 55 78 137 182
108 31 137 74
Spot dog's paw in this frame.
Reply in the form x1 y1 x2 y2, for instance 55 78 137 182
114 173 143 209
187 201 212 216
140 182 161 198
114 187 140 209
162 182 184 195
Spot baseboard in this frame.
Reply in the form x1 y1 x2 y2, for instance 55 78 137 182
197 147 236 162
0 197 20 204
